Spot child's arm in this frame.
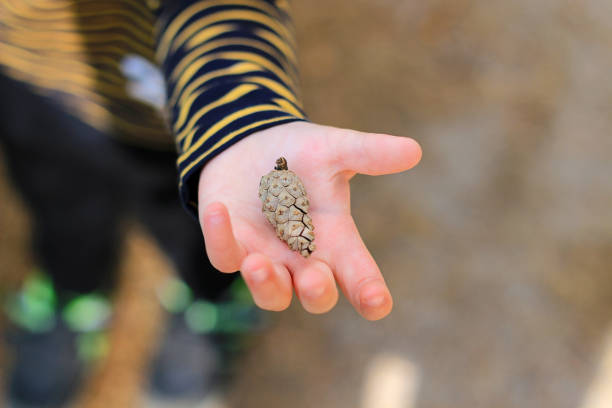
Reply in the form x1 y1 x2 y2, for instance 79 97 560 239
156 0 422 320
156 0 307 216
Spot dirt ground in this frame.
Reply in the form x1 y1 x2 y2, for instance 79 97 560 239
2 0 612 407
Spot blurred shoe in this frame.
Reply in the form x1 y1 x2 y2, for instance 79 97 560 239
5 318 82 408
149 277 267 401
149 313 220 400
3 272 111 408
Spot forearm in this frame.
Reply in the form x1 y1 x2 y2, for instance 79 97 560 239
155 0 307 215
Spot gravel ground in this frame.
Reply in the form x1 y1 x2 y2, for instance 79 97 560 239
229 1 612 407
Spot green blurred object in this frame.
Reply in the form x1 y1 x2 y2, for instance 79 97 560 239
156 276 193 313
4 270 112 337
62 294 111 332
185 300 219 333
76 331 109 362
4 271 57 332
183 277 265 335
157 275 264 335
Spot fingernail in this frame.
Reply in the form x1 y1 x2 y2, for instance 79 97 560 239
207 212 224 225
305 285 325 299
250 269 268 284
359 282 387 309
364 294 385 308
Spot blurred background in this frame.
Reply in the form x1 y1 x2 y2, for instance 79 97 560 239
2 0 612 407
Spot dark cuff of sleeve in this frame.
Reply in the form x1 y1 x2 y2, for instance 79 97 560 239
155 0 308 219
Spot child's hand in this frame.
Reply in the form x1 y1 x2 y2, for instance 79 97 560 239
198 121 421 320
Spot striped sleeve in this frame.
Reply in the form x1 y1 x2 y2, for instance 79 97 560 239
155 0 308 217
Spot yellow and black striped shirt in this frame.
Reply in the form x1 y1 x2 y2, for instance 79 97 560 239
0 0 307 215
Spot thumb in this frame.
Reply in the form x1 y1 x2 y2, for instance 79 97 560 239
332 130 422 176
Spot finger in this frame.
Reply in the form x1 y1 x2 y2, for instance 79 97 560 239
290 259 338 314
332 131 422 176
328 217 393 321
201 202 246 273
241 253 293 311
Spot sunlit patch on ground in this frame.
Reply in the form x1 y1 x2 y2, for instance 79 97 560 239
581 329 612 408
361 353 419 408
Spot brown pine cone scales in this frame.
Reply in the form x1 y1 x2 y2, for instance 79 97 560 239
259 157 316 257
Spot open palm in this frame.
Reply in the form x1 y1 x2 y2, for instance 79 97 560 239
198 121 421 320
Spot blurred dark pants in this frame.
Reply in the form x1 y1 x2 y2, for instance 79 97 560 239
0 73 235 300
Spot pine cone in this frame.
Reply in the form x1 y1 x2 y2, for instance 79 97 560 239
259 157 316 257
